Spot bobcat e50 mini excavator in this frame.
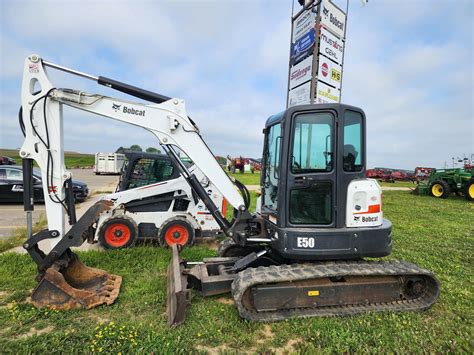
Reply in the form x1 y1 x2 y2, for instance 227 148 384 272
94 151 225 249
19 55 439 321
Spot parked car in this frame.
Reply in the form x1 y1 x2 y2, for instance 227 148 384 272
0 156 16 165
0 165 88 203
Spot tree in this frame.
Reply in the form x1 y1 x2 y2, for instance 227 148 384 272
115 146 125 154
146 147 161 153
129 145 143 152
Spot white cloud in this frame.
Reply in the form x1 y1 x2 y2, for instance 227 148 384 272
1 0 473 170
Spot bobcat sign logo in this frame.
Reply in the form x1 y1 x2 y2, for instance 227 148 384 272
320 0 346 39
112 103 121 112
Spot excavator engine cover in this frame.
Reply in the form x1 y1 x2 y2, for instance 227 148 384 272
31 252 122 310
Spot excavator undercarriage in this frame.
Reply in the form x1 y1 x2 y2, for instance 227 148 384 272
167 245 440 325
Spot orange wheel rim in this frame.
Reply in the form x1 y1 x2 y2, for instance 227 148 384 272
104 223 131 247
164 225 189 246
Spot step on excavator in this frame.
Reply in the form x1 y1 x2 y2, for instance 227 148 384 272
19 55 439 321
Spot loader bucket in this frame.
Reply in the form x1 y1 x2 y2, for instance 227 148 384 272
31 252 122 310
167 244 190 326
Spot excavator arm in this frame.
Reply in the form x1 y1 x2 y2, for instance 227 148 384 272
21 55 247 245
19 54 254 311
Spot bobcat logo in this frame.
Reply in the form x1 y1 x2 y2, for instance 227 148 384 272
322 6 329 17
353 216 360 222
112 103 121 112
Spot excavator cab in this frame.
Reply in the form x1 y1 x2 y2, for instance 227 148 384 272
167 104 438 326
259 104 392 261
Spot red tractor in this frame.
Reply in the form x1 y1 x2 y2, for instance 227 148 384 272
227 156 261 173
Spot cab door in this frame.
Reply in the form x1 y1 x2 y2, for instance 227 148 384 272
286 110 337 228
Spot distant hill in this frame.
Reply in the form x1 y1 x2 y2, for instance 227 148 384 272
0 148 94 168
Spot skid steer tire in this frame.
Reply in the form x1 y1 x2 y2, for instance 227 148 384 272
98 216 138 249
464 178 474 201
159 218 195 248
430 180 450 199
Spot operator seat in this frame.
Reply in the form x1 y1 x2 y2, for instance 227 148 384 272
343 144 358 172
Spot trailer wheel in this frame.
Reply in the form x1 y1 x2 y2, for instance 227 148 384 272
98 216 138 249
430 180 450 199
159 218 194 248
464 179 474 201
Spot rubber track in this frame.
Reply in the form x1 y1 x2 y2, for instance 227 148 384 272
231 260 440 322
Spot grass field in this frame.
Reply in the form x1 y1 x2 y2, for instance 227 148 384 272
379 180 417 188
0 191 472 353
229 171 260 185
228 172 418 189
0 149 94 169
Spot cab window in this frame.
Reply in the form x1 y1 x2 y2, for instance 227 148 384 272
262 123 281 211
127 158 175 189
291 112 334 173
343 111 363 172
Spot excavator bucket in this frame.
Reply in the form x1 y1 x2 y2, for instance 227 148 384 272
31 252 122 310
26 200 122 310
167 244 190 326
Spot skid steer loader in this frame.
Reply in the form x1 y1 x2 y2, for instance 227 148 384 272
19 55 439 320
93 151 226 249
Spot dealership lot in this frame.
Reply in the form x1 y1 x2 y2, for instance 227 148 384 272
0 169 119 238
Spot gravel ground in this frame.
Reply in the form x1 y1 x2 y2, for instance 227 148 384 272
0 169 118 239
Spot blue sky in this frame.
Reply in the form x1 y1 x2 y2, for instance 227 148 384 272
1 0 473 169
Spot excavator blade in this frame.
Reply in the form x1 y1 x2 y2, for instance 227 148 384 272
31 252 122 310
167 244 190 326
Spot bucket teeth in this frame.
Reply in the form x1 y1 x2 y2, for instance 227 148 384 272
30 253 122 310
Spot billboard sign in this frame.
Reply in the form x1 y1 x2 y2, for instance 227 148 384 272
292 9 316 42
319 27 344 65
317 56 341 89
315 81 340 104
291 28 315 65
289 55 313 90
288 81 311 107
320 0 346 39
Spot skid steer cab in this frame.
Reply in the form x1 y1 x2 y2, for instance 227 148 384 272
93 150 226 249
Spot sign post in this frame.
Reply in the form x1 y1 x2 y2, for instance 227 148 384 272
287 0 347 107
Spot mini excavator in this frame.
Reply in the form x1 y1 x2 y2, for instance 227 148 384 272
19 55 439 322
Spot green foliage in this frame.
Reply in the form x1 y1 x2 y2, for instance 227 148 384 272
145 147 160 153
215 155 227 166
0 149 94 168
0 191 472 352
129 145 142 152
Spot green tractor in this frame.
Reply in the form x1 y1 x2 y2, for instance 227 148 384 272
415 167 474 201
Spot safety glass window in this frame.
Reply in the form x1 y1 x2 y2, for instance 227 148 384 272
262 123 281 211
291 112 334 173
343 111 363 172
290 182 332 225
128 158 175 189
